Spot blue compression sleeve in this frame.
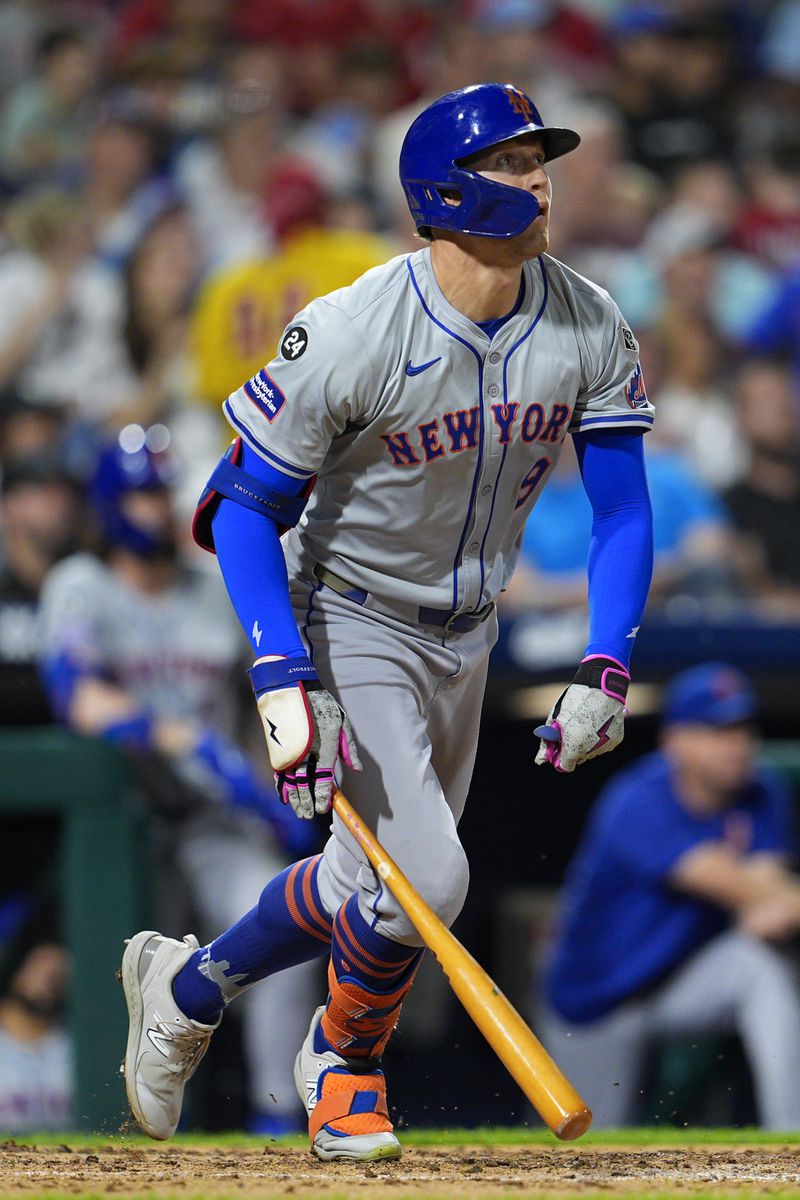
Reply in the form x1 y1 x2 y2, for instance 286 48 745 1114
572 430 653 668
211 443 308 659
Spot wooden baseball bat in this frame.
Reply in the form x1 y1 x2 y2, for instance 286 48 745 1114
332 788 592 1140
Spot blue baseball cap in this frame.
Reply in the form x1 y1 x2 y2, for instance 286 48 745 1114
662 663 758 727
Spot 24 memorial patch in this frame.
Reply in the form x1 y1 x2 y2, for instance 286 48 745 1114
281 326 308 360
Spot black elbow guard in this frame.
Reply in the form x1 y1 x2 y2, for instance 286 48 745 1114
192 438 314 553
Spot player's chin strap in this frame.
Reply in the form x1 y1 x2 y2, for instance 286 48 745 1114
193 438 313 553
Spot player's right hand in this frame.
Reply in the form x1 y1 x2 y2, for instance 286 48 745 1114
250 657 362 818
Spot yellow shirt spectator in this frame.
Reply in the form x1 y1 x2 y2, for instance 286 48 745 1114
192 227 395 409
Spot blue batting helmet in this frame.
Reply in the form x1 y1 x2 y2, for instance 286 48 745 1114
399 82 580 239
90 425 176 558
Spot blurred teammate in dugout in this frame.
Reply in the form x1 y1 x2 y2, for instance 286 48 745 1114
539 663 800 1129
36 429 321 1134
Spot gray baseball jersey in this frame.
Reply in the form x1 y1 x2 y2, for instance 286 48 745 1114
0 1027 72 1132
223 246 654 614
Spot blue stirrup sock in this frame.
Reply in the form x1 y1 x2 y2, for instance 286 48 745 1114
173 855 332 1024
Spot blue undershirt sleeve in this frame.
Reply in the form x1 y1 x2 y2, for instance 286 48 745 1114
572 430 654 668
211 443 308 659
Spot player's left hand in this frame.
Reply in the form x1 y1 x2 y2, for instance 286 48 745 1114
534 655 630 773
249 656 362 818
269 684 362 819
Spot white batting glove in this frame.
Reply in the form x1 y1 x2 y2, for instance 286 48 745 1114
249 657 362 819
535 655 630 773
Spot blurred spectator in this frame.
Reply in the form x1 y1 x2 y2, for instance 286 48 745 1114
734 136 800 272
117 204 200 427
0 450 80 725
292 41 402 199
724 360 800 620
546 101 658 274
743 267 800 381
540 663 800 1129
37 430 319 1133
81 99 170 270
113 0 234 79
610 9 737 179
191 198 394 413
175 53 289 270
0 189 134 423
649 316 745 491
0 395 65 462
503 438 739 615
0 26 97 187
113 203 218 520
0 942 73 1132
759 0 800 90
637 203 776 344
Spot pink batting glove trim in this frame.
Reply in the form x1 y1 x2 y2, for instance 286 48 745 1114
338 728 355 769
547 720 565 770
581 653 628 671
600 666 629 704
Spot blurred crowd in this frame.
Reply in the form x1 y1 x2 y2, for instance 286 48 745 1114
0 0 800 1133
0 0 797 627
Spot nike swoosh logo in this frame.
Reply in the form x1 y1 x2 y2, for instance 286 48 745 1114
405 357 441 376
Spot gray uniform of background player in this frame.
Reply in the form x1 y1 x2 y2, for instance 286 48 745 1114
224 247 655 942
38 553 317 1118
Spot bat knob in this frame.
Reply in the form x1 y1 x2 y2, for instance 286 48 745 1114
534 725 561 744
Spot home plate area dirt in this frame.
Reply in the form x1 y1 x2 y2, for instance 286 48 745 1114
2 1142 800 1198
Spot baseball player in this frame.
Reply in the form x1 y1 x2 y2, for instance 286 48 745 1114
121 83 655 1160
38 431 319 1134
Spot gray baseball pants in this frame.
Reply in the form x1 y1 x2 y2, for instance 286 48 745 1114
286 540 497 946
539 929 800 1129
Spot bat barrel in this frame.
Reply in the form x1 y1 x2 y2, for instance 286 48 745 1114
332 789 593 1140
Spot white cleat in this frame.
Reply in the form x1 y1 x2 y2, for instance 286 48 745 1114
120 930 220 1140
294 1005 401 1162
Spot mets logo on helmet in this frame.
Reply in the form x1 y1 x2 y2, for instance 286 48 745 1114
625 362 649 410
506 86 534 121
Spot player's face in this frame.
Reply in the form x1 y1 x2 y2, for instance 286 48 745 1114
664 722 758 806
470 134 552 257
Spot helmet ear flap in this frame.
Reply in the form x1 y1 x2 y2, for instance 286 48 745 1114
404 168 540 239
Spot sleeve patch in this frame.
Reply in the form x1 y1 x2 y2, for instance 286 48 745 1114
621 324 638 354
280 326 309 360
625 362 649 410
243 369 286 422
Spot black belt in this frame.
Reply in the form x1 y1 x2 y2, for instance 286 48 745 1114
313 564 495 633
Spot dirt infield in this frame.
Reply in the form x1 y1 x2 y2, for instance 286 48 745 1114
2 1141 800 1199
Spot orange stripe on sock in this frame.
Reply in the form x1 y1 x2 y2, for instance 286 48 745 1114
337 908 416 979
285 861 331 945
302 855 333 935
